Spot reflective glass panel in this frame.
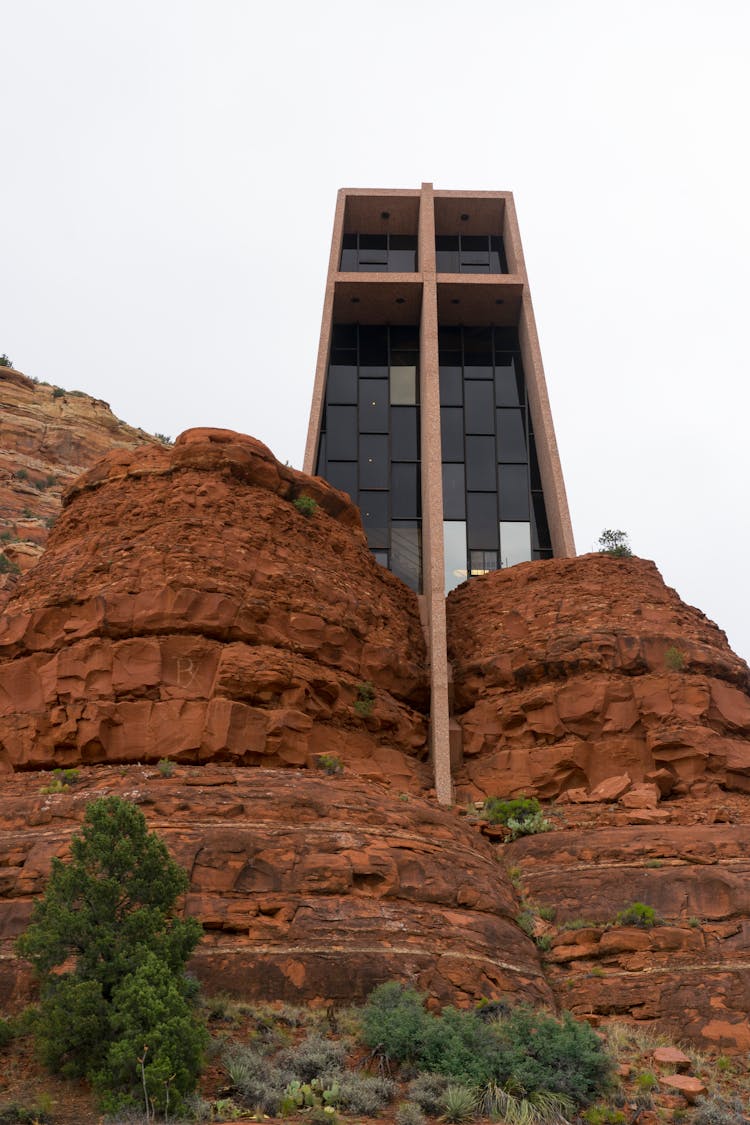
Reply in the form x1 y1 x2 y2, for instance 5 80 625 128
359 434 388 488
438 326 461 350
326 406 357 460
495 356 524 406
327 365 357 404
498 464 530 520
440 407 464 461
391 407 419 460
391 521 422 592
490 236 506 273
444 521 467 594
532 492 552 550
467 492 499 548
500 522 532 567
529 439 542 490
358 379 389 432
391 463 420 518
330 348 357 366
442 463 465 520
470 550 499 576
391 325 419 350
340 248 357 270
326 461 357 499
371 549 389 568
332 324 357 349
359 235 387 264
315 433 326 476
465 435 496 489
464 382 495 434
464 327 492 364
359 491 389 548
436 235 460 272
388 249 416 271
496 408 527 461
460 262 490 273
439 366 463 405
359 326 388 365
464 363 493 379
390 366 417 405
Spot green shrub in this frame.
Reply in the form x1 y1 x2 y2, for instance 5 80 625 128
316 754 343 776
442 1085 477 1123
583 1107 627 1125
482 796 552 839
293 495 318 517
52 386 65 398
354 680 376 718
693 1095 746 1125
407 1072 450 1115
16 796 206 1114
396 1101 426 1125
154 433 174 445
15 469 28 481
664 645 686 671
275 1032 346 1081
614 902 657 928
494 1007 612 1105
337 1074 395 1115
157 758 174 778
481 1084 575 1125
0 1105 51 1125
361 981 430 1063
0 556 20 576
635 1071 658 1091
0 354 13 368
597 529 632 557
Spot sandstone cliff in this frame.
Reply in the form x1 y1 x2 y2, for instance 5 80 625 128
0 365 161 601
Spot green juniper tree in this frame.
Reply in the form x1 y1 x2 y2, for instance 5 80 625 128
17 796 207 1115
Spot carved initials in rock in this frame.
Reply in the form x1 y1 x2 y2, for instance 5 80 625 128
175 656 197 687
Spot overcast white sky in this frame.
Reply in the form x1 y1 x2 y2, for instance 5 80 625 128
2 0 749 661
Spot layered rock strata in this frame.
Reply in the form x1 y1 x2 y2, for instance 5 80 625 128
448 555 750 800
0 766 550 1012
0 429 429 787
0 365 160 599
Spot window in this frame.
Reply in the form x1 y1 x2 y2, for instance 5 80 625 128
435 234 507 274
340 233 417 272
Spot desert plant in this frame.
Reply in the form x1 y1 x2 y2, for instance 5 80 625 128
293 495 318 517
337 1073 395 1115
0 556 20 576
481 1083 575 1125
664 645 686 671
442 1085 477 1123
482 797 552 840
0 1105 52 1125
15 469 28 481
154 433 174 445
693 1095 746 1125
16 796 206 1114
407 1073 451 1116
52 386 65 398
396 1102 426 1125
354 680 376 717
157 758 174 778
597 529 632 557
361 981 431 1063
614 902 657 928
635 1071 658 1091
0 354 13 368
582 1107 626 1125
316 754 343 776
275 1032 346 1082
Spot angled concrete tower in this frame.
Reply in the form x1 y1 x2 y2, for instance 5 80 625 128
305 185 575 804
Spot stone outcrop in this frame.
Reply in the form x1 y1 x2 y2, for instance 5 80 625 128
447 555 750 801
0 429 429 788
0 365 161 601
0 766 550 1013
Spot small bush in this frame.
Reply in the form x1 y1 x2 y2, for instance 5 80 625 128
597 529 632 557
407 1073 450 1116
52 386 65 398
0 556 20 576
0 354 13 368
396 1101 426 1125
275 1033 346 1082
316 754 343 776
157 758 174 778
354 680 376 718
338 1074 396 1115
154 433 174 445
693 1095 746 1125
15 469 28 481
583 1108 627 1125
482 796 552 839
0 1106 51 1125
481 1084 575 1125
361 981 430 1063
664 645 686 671
293 495 318 517
635 1071 658 1091
614 902 657 929
442 1085 477 1123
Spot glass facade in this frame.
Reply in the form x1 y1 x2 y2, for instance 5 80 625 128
438 326 552 593
315 324 422 592
341 234 418 272
435 234 507 274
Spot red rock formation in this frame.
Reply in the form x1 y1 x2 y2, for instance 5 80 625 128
0 429 429 788
447 555 750 801
0 365 160 602
0 766 550 1013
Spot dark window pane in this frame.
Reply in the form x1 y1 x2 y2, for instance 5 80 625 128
391 406 419 460
315 433 326 476
360 491 389 548
327 365 357 404
326 405 357 459
391 521 422 592
359 326 388 365
495 356 524 406
326 461 357 498
442 463 465 519
439 366 463 405
359 235 387 264
438 326 461 350
436 250 460 271
332 324 357 349
340 248 357 270
464 364 493 380
464 381 495 433
359 435 389 488
529 436 542 490
390 235 417 250
388 249 416 271
497 408 527 461
438 349 462 367
342 234 357 249
440 407 464 462
330 348 357 366
465 435 496 489
371 548 389 567
532 491 551 549
360 234 387 250
390 325 419 350
493 326 519 351
390 349 419 368
460 263 490 273
498 464 530 520
467 492 499 548
360 365 388 378
359 379 389 432
392 463 420 518
470 550 498 576
490 236 507 273
463 327 492 365
461 235 489 252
